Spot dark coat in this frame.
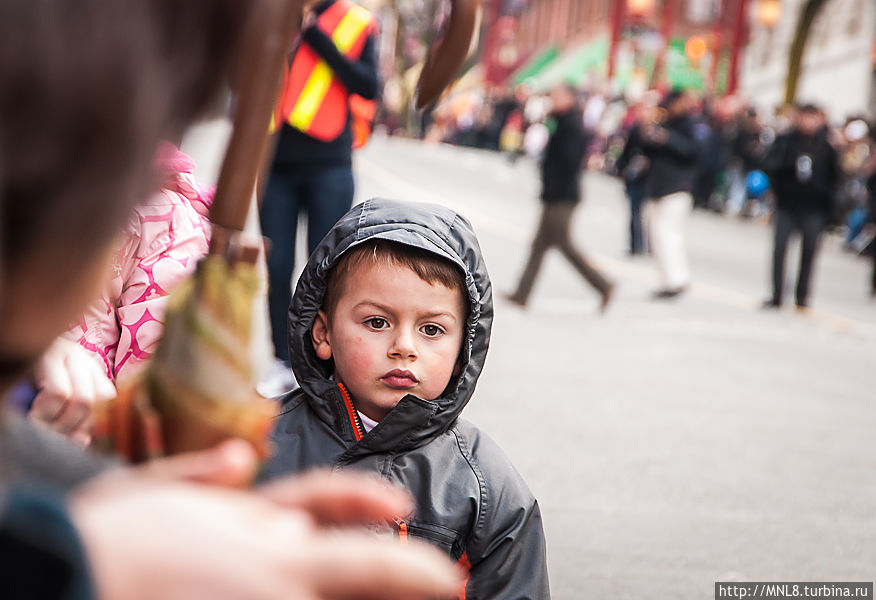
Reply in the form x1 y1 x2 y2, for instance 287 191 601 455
264 198 550 600
616 124 649 184
541 108 588 203
640 114 700 199
764 128 839 215
868 171 876 224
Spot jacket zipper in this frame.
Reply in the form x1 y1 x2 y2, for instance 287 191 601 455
337 382 365 441
457 552 470 599
395 518 408 545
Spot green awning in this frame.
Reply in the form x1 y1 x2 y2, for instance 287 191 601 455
519 34 709 94
525 35 609 93
665 39 705 91
613 37 708 92
511 45 560 87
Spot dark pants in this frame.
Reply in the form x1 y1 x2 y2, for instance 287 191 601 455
771 208 824 307
261 164 354 362
693 168 717 209
626 179 646 254
511 202 612 304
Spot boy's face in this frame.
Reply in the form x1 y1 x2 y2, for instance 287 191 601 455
311 260 467 421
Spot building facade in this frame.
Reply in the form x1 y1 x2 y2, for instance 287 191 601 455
740 0 876 120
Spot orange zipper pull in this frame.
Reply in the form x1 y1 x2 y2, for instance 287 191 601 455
396 519 408 545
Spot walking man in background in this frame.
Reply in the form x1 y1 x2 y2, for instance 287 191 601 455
763 104 839 310
507 83 615 313
639 90 700 299
261 0 379 371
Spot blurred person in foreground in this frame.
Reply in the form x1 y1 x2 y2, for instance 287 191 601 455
639 89 700 299
0 1 461 598
762 104 839 310
507 83 615 312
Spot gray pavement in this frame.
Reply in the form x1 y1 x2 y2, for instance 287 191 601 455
355 136 876 599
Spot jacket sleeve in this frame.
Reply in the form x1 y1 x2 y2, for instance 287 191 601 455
762 134 794 180
113 192 211 381
616 127 642 175
302 26 379 100
464 435 550 599
660 125 699 163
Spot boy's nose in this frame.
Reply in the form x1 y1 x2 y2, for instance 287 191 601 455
388 328 418 360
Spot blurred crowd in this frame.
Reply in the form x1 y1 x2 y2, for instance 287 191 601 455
378 81 876 298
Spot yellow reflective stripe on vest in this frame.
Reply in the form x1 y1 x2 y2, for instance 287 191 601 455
288 5 373 132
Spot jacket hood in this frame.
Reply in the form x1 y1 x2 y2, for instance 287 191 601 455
287 198 493 453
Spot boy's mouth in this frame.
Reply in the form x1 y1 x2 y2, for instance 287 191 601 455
381 369 419 389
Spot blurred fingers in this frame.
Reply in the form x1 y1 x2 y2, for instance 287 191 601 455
29 390 67 424
259 470 414 526
141 438 259 488
52 399 91 435
304 532 463 600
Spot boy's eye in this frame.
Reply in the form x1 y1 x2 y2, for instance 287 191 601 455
420 324 444 337
366 317 388 329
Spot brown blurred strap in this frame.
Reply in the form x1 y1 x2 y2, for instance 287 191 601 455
209 0 304 244
415 0 480 110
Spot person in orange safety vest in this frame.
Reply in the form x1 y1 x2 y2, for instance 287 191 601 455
261 0 379 371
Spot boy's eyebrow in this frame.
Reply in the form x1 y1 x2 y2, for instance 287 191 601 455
352 301 459 322
419 311 458 323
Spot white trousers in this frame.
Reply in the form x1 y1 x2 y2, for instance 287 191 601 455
647 191 692 289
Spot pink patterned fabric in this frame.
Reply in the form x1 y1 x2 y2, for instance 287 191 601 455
64 146 213 383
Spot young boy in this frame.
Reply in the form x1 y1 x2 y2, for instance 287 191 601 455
265 197 551 599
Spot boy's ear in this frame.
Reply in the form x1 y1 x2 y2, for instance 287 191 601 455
311 310 333 361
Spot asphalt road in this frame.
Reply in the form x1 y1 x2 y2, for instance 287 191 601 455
353 135 876 599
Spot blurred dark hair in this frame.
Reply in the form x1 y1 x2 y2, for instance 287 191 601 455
660 89 684 109
0 0 253 271
797 103 821 114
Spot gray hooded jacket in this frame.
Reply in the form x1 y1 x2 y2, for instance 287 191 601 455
264 198 550 599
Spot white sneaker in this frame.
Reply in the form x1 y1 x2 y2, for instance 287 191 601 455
257 360 298 398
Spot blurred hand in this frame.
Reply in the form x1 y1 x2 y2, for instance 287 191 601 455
30 337 115 446
71 440 462 600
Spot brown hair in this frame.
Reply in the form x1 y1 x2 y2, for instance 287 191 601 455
0 0 253 381
322 239 468 317
0 0 252 268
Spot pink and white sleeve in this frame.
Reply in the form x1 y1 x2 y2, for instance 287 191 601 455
112 190 211 382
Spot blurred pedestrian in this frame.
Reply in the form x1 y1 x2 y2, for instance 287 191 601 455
837 118 872 247
261 0 379 369
507 84 615 312
762 104 839 310
865 157 876 297
616 103 650 256
730 107 767 218
640 90 700 298
692 97 723 211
